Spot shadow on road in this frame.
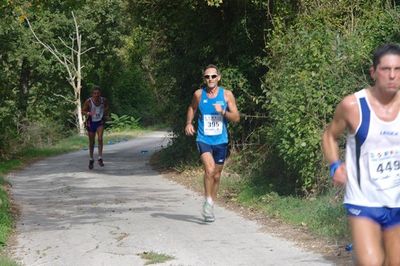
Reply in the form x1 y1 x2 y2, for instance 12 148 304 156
151 212 208 225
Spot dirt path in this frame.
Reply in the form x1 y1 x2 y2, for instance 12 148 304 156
9 131 334 266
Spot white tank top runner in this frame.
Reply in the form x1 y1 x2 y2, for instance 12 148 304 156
89 97 104 122
344 89 400 207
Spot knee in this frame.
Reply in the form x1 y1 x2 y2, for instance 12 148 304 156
97 137 103 143
213 171 222 182
355 254 384 266
204 167 215 178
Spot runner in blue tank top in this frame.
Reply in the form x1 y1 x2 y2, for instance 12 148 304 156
322 44 400 265
185 64 240 222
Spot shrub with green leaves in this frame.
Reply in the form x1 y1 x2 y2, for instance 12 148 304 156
263 1 400 193
106 113 141 132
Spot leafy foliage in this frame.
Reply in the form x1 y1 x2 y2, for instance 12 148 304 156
263 0 400 193
2 0 400 196
106 113 141 132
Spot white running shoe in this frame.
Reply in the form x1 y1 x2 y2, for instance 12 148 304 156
202 202 215 222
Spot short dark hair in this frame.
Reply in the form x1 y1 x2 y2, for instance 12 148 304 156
372 43 400 69
203 64 220 75
92 85 101 92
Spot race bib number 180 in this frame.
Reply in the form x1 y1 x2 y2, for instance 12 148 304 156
204 114 223 136
368 148 400 191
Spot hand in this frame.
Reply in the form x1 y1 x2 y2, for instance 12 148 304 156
185 123 196 136
213 104 224 114
333 163 347 186
86 111 94 117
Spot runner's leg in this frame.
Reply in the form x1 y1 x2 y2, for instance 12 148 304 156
211 165 223 201
349 217 384 266
383 225 400 265
210 144 227 201
200 152 216 200
88 131 95 169
97 125 104 158
88 131 95 159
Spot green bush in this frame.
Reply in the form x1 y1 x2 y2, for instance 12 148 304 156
0 100 18 158
18 118 67 148
263 1 400 193
106 113 141 132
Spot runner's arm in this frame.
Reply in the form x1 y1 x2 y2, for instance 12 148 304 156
81 100 91 116
185 90 201 136
322 96 356 185
224 90 240 123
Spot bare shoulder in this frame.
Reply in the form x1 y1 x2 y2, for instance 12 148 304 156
194 88 202 96
337 94 358 114
193 88 202 100
335 93 360 132
223 88 234 96
223 89 235 100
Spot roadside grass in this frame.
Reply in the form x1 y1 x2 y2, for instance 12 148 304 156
235 185 349 240
138 251 175 265
0 257 19 266
0 129 145 264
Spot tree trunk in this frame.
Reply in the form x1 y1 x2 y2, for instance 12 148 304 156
76 97 85 135
26 12 93 135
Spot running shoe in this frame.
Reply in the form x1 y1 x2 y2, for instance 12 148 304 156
98 158 104 167
202 202 215 222
89 159 94 170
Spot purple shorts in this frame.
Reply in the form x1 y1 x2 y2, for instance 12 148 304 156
87 120 104 133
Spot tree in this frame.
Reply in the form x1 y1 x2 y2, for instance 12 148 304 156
25 11 93 135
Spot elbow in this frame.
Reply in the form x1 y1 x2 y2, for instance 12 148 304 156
233 114 240 123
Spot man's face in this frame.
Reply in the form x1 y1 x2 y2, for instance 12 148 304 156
203 68 221 89
92 89 101 99
371 54 400 93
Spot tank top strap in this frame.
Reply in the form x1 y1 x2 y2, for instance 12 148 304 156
355 89 371 146
200 87 207 100
217 87 225 101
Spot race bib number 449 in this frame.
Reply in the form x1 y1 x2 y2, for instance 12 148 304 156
368 148 400 191
204 114 223 136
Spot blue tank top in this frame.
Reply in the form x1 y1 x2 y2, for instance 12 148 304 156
196 87 228 145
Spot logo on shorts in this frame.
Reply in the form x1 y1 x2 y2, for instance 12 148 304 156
349 208 361 216
218 159 224 163
203 99 208 103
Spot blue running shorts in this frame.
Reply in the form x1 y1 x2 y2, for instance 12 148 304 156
196 141 228 165
87 120 104 133
345 203 400 230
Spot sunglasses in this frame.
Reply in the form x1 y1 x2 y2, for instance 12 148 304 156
204 74 218 80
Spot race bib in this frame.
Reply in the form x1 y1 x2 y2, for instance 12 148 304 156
94 110 102 120
368 148 400 191
203 114 223 136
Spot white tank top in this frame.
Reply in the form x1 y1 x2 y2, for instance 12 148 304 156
89 97 104 122
344 89 400 207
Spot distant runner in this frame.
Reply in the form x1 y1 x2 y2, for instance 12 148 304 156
322 43 400 265
82 86 109 170
185 64 240 222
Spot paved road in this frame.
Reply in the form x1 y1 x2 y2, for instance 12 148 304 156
9 131 333 266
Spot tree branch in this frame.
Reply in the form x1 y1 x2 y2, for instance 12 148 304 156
53 93 75 103
81 47 95 54
58 36 78 53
